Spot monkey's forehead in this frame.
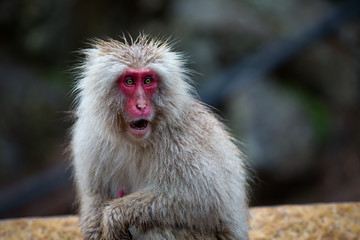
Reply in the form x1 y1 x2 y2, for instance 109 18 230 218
95 41 169 67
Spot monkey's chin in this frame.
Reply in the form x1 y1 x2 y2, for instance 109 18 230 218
127 119 150 138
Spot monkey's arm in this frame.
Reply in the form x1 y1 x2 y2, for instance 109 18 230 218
101 189 221 239
79 193 106 240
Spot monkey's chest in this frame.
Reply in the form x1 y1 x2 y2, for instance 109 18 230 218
107 159 148 198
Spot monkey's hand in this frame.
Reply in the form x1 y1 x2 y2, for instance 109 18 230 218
101 189 222 239
102 205 132 240
81 213 104 240
101 190 157 240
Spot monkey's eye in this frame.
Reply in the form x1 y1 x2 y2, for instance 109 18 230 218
125 78 135 86
143 78 152 85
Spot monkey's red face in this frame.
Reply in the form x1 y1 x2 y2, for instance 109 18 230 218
118 69 158 138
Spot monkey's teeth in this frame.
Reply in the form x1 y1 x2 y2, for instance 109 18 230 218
129 120 148 130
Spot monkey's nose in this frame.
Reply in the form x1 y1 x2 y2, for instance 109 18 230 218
136 102 147 111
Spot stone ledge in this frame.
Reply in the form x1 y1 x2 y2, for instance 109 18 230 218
0 202 359 240
249 202 360 240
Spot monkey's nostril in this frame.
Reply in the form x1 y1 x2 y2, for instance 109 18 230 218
136 104 147 110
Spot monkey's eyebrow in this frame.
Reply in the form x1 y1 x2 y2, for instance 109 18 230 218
123 75 135 79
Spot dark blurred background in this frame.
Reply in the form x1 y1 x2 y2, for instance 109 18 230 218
0 0 359 219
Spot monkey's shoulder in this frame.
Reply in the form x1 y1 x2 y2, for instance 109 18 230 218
186 101 227 131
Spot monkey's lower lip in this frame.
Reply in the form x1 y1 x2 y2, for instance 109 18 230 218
128 119 150 137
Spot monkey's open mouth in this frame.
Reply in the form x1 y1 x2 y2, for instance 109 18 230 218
129 119 148 130
128 119 150 137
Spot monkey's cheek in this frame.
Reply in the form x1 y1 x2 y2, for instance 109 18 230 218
127 123 151 138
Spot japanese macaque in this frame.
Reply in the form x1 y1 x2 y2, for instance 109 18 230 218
71 35 249 240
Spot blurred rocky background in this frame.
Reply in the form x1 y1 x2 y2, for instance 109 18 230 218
0 0 359 218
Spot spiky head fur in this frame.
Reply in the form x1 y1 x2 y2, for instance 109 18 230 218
73 35 194 144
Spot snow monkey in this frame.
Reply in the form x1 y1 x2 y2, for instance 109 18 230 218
71 35 249 240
